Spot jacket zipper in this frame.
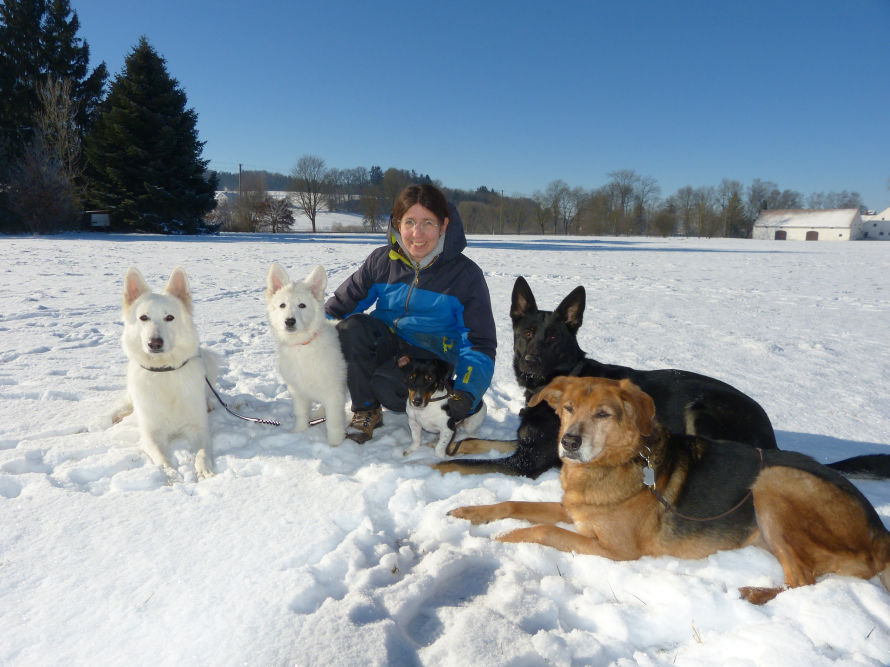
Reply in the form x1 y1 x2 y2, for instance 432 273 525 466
392 266 419 333
393 254 438 333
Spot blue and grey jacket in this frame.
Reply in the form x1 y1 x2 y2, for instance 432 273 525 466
325 205 496 405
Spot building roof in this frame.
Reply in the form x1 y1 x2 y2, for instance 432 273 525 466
753 209 860 229
862 206 890 221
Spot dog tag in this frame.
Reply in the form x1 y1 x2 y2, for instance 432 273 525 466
642 465 656 487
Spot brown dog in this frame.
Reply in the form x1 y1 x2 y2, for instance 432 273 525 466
449 376 890 604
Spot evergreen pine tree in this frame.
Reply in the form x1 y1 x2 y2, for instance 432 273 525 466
0 0 106 180
85 37 218 233
725 190 750 238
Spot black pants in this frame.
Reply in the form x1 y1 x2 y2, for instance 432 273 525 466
336 314 433 413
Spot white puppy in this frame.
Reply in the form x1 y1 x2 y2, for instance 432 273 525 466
266 263 347 446
121 267 215 481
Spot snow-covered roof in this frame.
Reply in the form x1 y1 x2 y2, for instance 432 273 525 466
753 208 860 229
862 205 890 221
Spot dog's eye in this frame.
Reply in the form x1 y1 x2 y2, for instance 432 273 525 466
279 303 286 309
139 314 149 322
298 303 306 309
548 334 558 342
523 329 534 339
164 315 174 322
595 410 610 419
563 404 574 414
424 375 432 383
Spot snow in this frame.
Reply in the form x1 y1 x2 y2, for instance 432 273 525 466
1 226 889 666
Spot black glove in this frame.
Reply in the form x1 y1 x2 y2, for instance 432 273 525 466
444 390 474 430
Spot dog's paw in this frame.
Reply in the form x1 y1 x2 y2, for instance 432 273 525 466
162 465 182 484
194 451 215 480
448 505 495 524
111 403 134 425
738 586 784 605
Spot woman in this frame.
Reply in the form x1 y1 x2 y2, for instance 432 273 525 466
325 184 497 443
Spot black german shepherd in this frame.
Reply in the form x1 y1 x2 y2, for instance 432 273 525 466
437 277 890 479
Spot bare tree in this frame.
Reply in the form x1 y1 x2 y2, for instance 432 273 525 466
8 139 77 233
540 180 572 233
717 179 743 236
231 171 267 232
607 169 641 217
692 186 719 237
360 184 386 232
531 197 549 234
8 76 81 233
35 76 82 203
291 154 327 232
382 168 411 209
673 186 696 236
633 176 660 235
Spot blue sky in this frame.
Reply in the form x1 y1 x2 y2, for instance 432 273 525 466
74 0 890 209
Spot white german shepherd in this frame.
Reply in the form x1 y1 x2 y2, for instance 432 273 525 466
266 263 347 446
121 267 216 480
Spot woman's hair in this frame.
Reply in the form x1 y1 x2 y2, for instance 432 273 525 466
391 184 449 227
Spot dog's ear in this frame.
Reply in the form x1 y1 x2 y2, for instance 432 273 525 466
554 286 585 334
266 263 289 297
397 355 411 368
305 265 327 302
164 267 192 312
618 379 655 436
510 277 537 323
123 267 150 307
529 376 572 408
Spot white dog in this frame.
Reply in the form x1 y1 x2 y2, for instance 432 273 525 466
266 263 347 446
121 267 216 480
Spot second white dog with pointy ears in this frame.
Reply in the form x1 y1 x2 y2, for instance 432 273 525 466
266 263 347 446
121 267 217 481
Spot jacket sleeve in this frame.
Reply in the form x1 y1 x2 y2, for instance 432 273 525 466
451 262 497 404
325 249 383 318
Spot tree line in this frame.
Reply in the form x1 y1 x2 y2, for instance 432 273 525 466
215 162 866 238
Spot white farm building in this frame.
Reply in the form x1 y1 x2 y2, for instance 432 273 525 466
752 209 865 241
860 206 890 240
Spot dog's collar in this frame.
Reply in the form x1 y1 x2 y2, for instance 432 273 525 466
286 331 319 346
140 356 198 373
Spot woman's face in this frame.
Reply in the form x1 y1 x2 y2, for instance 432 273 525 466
398 203 449 262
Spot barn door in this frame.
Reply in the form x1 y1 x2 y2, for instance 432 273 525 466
806 231 819 241
775 230 787 240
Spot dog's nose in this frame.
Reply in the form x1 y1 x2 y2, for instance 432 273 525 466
284 317 296 328
523 353 541 365
561 433 582 453
148 337 164 351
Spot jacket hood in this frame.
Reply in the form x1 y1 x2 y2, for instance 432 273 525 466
389 202 467 269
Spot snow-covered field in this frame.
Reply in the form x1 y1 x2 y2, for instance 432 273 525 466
2 225 889 665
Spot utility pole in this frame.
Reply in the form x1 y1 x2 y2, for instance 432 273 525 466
238 163 242 200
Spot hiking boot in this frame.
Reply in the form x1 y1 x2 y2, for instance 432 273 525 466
347 406 383 444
